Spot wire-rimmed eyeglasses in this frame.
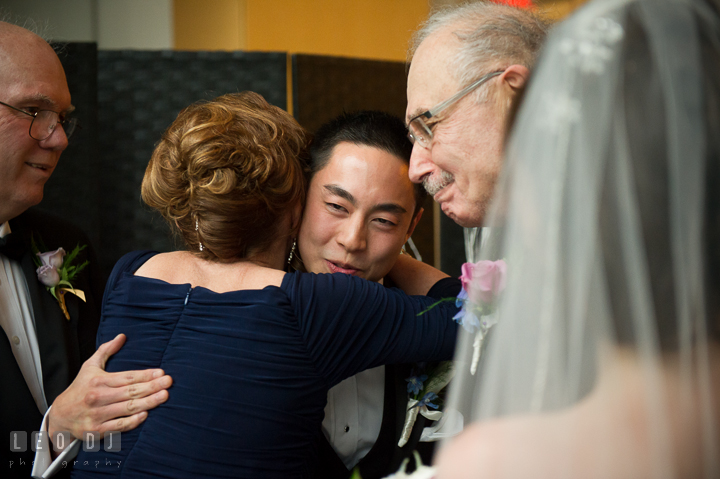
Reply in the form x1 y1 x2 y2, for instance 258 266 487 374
0 100 78 141
407 70 504 149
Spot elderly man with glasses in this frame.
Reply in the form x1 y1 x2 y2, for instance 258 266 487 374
0 21 170 479
406 2 548 229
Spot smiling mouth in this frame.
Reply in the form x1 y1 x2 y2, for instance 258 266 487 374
26 162 50 171
325 260 361 275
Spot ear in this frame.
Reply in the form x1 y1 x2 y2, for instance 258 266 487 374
500 64 530 93
404 207 424 242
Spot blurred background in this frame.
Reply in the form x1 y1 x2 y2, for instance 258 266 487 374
2 0 583 57
1 0 586 278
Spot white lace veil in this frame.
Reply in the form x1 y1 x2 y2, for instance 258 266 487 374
440 0 720 477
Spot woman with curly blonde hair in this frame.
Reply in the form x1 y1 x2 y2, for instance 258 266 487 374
70 92 459 478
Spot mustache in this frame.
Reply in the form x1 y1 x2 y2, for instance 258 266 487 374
423 170 454 196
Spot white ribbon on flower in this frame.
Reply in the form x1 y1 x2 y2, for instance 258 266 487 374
398 362 455 447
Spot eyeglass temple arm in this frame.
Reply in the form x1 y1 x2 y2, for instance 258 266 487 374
426 70 504 119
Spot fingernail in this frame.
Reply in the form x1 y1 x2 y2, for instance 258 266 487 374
152 370 163 378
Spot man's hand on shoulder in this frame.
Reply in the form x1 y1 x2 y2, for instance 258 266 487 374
47 334 172 450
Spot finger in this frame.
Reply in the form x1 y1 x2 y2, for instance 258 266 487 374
90 374 172 408
98 390 170 433
86 334 126 369
100 411 148 435
102 368 169 389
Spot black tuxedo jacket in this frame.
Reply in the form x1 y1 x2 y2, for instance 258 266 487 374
315 363 436 479
0 209 102 479
316 364 435 479
314 276 460 478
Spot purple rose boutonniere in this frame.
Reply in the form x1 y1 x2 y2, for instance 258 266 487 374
31 236 89 320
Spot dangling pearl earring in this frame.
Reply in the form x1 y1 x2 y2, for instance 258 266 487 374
287 238 297 264
196 219 204 252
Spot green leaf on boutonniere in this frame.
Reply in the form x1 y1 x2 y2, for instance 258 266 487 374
31 234 89 320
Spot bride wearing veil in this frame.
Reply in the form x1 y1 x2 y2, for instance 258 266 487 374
435 0 720 477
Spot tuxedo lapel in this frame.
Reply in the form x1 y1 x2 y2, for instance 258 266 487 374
10 214 80 408
314 429 351 478
355 364 430 479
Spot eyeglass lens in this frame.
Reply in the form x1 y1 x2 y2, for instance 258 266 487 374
30 110 77 141
408 118 432 148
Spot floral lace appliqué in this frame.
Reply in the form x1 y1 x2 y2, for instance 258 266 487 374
538 92 582 133
559 16 624 74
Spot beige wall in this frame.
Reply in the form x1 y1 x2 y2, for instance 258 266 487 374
97 0 173 49
1 0 173 49
3 1 586 57
174 0 429 62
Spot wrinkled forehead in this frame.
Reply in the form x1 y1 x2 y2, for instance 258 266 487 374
0 30 71 109
406 30 462 122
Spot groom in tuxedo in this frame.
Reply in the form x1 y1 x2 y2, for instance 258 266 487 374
296 111 444 478
0 22 172 479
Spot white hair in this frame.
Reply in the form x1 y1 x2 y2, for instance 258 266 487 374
0 10 52 42
409 1 549 102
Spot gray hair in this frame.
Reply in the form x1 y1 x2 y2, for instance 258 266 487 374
409 1 549 101
0 11 52 42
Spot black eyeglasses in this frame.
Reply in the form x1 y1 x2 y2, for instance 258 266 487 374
407 70 504 149
0 100 78 141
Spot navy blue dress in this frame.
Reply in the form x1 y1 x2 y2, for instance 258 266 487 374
71 251 459 478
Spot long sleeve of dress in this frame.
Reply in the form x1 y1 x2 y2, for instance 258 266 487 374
282 271 459 389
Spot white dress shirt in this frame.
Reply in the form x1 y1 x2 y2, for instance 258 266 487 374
0 221 48 414
323 366 385 469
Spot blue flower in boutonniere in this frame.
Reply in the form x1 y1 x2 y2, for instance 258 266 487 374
399 361 455 447
31 236 89 321
412 392 440 410
405 374 428 396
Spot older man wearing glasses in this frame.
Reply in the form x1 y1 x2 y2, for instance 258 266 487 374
0 22 170 479
406 2 548 229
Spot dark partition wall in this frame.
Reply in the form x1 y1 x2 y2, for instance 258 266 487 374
41 43 101 253
48 46 287 277
440 214 466 279
95 51 287 276
292 54 408 132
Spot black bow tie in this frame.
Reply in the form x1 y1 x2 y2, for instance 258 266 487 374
0 232 28 262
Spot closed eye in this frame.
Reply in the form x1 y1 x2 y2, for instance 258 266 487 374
326 202 347 213
374 217 397 227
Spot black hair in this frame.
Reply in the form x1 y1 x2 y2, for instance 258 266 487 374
309 110 427 216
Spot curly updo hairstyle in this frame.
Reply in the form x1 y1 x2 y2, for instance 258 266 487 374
142 92 309 262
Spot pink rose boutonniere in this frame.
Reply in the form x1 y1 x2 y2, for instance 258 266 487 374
454 259 507 333
457 259 506 375
417 259 507 374
32 237 88 320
